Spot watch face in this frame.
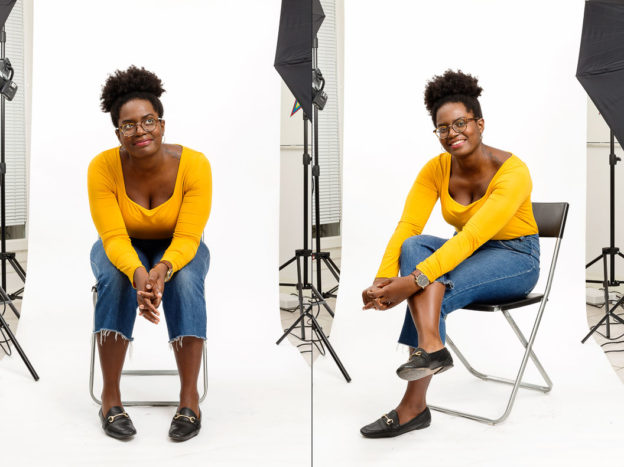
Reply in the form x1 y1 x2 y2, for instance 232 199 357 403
164 267 173 281
417 274 429 288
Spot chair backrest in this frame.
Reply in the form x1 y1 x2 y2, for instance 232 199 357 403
532 202 569 239
531 202 568 303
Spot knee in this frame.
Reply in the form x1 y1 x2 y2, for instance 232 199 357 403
170 266 205 295
91 254 127 291
95 267 128 294
197 242 210 271
400 235 435 271
401 235 426 253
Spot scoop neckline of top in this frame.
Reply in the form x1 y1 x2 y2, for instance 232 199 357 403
444 152 516 208
116 144 185 212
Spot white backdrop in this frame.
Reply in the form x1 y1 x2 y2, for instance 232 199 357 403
314 1 624 466
0 1 310 466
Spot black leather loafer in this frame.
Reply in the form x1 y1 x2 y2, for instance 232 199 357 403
169 407 201 441
360 408 431 438
99 406 136 440
396 347 454 381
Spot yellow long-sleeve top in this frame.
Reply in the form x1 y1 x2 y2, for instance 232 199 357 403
376 152 538 281
88 146 212 284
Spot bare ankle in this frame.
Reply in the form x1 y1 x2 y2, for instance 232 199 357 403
179 390 200 413
396 402 427 423
417 341 444 353
101 388 122 412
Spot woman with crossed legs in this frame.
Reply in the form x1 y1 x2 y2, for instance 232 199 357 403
360 70 540 438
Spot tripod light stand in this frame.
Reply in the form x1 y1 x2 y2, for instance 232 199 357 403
583 131 624 342
577 0 624 342
274 0 350 382
0 5 38 380
276 105 350 382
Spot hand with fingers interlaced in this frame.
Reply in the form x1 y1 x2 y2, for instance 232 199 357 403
362 274 420 311
133 262 170 324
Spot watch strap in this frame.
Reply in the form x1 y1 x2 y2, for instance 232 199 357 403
159 261 173 282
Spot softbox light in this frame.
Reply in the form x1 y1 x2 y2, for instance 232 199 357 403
0 0 15 30
577 0 624 149
274 0 325 117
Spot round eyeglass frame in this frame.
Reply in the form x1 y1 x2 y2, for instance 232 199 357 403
118 117 163 137
433 117 480 139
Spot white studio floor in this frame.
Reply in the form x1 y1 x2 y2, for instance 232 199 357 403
312 244 624 466
1 2 301 464
312 311 624 467
0 288 311 466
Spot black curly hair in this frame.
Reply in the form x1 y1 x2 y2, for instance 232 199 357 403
424 69 483 126
100 65 165 127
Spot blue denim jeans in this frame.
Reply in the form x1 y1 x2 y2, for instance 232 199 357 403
398 234 540 348
90 238 210 343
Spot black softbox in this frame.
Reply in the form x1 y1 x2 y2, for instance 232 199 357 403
274 0 325 117
0 1 15 30
577 0 624 149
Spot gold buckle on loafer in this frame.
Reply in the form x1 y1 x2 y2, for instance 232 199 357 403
174 413 196 423
382 414 394 426
107 411 129 423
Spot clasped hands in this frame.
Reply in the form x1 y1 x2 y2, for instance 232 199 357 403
133 262 169 324
362 273 421 311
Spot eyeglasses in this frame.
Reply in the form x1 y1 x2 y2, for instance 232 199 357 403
118 117 162 137
433 117 480 139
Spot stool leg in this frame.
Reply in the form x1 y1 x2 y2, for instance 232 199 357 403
90 288 209 407
199 342 208 403
89 332 102 405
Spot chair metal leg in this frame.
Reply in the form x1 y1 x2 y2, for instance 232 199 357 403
89 332 209 407
430 302 552 425
502 310 553 392
90 287 208 407
88 332 99 405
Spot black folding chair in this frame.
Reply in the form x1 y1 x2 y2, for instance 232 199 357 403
430 202 569 425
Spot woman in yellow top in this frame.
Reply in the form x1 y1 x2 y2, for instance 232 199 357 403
88 66 211 441
360 70 540 438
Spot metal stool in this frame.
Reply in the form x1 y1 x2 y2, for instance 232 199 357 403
89 286 208 407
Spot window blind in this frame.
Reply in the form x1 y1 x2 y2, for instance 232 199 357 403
4 0 26 229
314 0 341 230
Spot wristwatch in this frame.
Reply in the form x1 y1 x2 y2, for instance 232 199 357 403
159 261 173 282
411 270 430 289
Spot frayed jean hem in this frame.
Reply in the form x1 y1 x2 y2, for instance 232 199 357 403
94 328 133 343
169 334 206 350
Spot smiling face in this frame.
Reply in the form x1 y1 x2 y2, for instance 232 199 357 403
115 98 165 158
435 101 484 158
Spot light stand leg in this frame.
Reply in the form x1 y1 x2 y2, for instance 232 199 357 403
309 284 334 318
308 312 351 382
0 285 38 380
582 251 624 342
584 131 624 342
296 250 306 340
